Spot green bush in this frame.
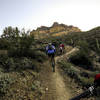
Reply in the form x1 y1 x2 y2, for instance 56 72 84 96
0 55 10 71
0 57 16 72
58 60 95 87
5 58 15 71
0 73 15 96
28 50 47 62
69 41 94 70
14 57 43 72
0 56 43 72
78 76 94 87
15 57 33 70
8 48 47 62
58 60 80 79
69 51 93 70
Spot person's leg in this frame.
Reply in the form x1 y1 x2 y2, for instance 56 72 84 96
62 47 65 53
51 53 55 72
60 48 62 54
95 87 100 100
48 54 52 65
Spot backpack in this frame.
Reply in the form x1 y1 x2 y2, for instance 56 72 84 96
48 45 53 50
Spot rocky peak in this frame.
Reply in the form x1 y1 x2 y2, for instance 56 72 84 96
52 22 59 27
30 22 81 39
37 26 49 31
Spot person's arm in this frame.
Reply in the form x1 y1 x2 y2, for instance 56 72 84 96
53 46 56 52
46 46 48 54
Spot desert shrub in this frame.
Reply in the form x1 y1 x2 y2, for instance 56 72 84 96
0 54 10 71
78 76 94 87
58 60 95 88
1 27 35 58
15 57 33 70
0 55 44 72
13 57 40 72
69 51 93 70
0 39 10 50
0 56 16 72
0 73 15 97
58 60 80 79
69 41 94 70
80 72 89 78
0 54 8 65
14 57 44 72
5 58 15 72
28 50 47 62
8 48 47 62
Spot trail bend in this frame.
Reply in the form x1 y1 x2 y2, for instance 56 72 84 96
39 47 78 100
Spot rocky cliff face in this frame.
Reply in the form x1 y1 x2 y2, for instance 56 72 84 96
30 22 81 39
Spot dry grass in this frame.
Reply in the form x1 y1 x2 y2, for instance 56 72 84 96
0 70 43 100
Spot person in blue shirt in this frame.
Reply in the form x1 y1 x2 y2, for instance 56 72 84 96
46 43 56 58
46 43 56 72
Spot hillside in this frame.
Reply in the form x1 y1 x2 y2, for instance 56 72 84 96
0 26 100 100
61 26 100 52
30 22 81 39
38 26 100 52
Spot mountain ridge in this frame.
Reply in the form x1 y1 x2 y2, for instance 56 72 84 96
30 22 81 39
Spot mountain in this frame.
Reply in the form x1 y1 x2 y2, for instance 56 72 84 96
30 22 81 39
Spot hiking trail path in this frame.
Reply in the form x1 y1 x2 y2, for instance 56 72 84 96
39 47 79 100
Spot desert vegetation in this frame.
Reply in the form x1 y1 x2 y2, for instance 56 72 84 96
0 26 47 100
0 24 100 99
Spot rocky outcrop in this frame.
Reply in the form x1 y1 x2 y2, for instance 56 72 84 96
30 22 81 39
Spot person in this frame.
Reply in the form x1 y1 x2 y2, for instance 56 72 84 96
59 43 65 54
94 73 100 87
46 43 56 57
93 73 100 99
46 43 56 72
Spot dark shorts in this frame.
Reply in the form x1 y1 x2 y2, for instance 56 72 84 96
48 53 55 58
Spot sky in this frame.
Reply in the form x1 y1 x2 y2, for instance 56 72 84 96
0 0 100 35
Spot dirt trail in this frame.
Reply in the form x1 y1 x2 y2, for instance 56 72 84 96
53 68 70 100
39 47 78 100
55 47 78 61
